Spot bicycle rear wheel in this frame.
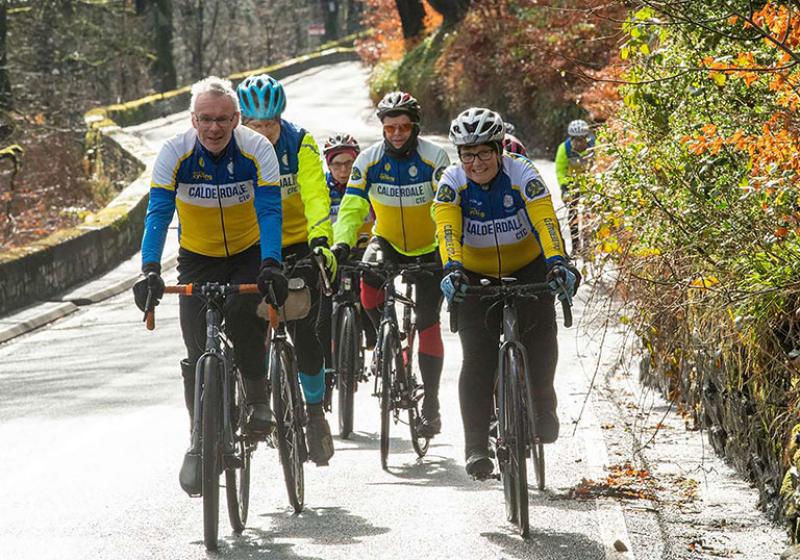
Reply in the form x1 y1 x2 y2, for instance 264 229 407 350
336 306 358 439
200 356 222 550
378 331 394 470
225 375 251 533
271 341 305 512
501 349 529 538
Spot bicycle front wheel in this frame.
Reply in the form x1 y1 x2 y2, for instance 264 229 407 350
336 306 358 439
501 348 529 538
378 331 395 470
199 356 222 550
225 375 251 533
271 341 305 512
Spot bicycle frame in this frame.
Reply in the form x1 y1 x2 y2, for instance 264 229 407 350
186 290 240 459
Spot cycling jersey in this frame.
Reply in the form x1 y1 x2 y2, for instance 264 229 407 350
327 171 374 239
555 136 595 188
433 155 566 278
275 120 332 247
141 125 282 264
333 138 450 256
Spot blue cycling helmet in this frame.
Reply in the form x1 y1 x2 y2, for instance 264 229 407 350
237 74 286 120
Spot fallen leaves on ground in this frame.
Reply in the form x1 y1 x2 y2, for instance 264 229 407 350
569 461 657 501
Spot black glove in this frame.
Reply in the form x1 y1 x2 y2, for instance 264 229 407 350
257 258 289 307
133 262 165 312
331 242 350 265
545 259 582 299
309 236 329 250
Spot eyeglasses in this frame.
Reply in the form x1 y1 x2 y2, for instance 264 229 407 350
383 123 413 135
459 149 496 164
194 114 236 127
329 160 354 170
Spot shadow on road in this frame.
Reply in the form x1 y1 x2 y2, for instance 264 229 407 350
367 455 495 493
209 506 390 558
482 529 605 559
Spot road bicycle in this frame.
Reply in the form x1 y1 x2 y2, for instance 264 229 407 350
145 282 258 551
329 260 368 439
450 277 572 538
357 260 440 469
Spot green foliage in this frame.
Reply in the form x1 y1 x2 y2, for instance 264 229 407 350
585 1 800 516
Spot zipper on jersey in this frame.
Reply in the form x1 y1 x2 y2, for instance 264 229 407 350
487 185 503 278
216 172 230 258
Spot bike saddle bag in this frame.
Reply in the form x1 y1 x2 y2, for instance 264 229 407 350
256 277 311 322
280 277 311 321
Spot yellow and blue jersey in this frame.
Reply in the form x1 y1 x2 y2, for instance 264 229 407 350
141 125 282 264
275 120 332 247
433 155 566 278
333 138 450 256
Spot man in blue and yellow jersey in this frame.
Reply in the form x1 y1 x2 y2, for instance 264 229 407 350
434 108 580 478
237 74 336 466
332 91 450 438
133 76 288 495
555 119 595 254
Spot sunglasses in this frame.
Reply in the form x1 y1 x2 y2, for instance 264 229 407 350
383 123 413 135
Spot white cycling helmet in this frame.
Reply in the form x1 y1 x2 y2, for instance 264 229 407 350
449 107 505 147
567 119 591 138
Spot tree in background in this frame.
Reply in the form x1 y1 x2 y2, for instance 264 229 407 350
137 0 177 91
0 3 11 112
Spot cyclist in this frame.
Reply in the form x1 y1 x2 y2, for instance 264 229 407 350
555 119 595 254
132 76 288 495
237 73 336 466
434 107 580 477
323 133 377 351
332 91 450 438
502 120 528 158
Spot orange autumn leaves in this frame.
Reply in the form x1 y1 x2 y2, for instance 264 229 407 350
681 3 800 191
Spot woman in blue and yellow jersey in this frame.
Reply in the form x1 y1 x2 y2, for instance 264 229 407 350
237 74 336 466
332 91 451 438
434 108 580 478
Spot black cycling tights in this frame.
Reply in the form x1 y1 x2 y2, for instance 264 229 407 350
456 257 558 457
177 245 266 380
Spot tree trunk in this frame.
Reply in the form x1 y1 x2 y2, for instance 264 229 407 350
344 0 361 35
321 0 338 41
150 0 177 91
394 0 424 40
0 4 11 111
427 0 471 27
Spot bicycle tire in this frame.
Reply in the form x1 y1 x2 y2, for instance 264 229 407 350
200 356 222 551
336 306 357 439
507 349 530 538
271 341 305 513
225 376 250 533
379 330 394 470
408 405 430 457
530 439 545 491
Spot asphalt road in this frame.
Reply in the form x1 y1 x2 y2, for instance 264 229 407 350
0 61 785 560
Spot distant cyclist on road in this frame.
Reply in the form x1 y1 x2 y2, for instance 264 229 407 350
132 76 288 495
332 91 450 438
434 107 580 477
555 119 595 254
322 133 377 351
502 121 528 158
237 73 336 466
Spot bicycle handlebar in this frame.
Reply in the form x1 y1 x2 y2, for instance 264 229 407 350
144 283 260 331
448 280 573 333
